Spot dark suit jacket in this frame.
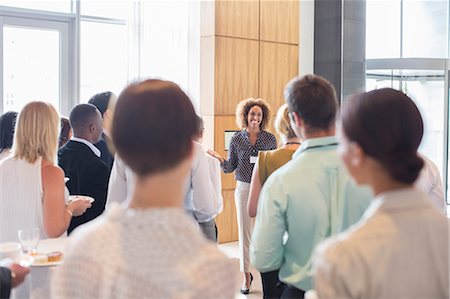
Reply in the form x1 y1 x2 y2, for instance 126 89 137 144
58 140 110 234
94 133 114 170
0 267 11 299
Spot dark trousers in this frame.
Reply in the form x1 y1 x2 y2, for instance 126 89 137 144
261 270 282 299
280 284 305 299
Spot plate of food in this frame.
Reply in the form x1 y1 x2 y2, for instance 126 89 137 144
68 195 94 204
31 251 64 267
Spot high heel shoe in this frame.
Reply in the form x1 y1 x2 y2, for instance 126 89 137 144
240 273 253 295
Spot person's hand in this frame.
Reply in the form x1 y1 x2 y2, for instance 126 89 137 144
207 149 224 164
9 263 30 288
67 198 92 217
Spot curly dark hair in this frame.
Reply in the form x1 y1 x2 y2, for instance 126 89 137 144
235 98 271 130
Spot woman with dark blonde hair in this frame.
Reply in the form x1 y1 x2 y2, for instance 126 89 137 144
208 98 277 294
312 88 449 298
0 102 91 242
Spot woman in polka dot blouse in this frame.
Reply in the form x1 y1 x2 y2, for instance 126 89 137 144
208 98 277 294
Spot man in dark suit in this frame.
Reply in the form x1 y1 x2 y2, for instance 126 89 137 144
0 264 29 299
88 91 116 170
58 103 110 234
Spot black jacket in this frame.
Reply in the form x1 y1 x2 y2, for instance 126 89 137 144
0 267 11 299
58 140 110 234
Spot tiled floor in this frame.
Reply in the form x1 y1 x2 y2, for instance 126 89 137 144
219 241 263 299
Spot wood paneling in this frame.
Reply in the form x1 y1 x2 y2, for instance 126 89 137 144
214 115 239 190
260 42 298 112
215 36 259 115
215 190 238 243
215 0 259 39
200 1 215 37
260 0 299 44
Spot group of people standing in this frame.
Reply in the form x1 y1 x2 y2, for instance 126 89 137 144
211 74 448 298
0 73 448 299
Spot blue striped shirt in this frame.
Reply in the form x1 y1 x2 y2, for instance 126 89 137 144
221 130 277 183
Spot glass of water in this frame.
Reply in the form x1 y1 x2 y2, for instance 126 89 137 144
17 228 40 254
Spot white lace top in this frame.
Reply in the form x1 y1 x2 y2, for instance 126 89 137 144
51 203 236 298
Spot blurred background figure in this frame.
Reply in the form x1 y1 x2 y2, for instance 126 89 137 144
415 154 446 213
191 115 223 242
248 103 301 218
0 111 18 162
313 88 449 299
59 116 72 148
0 102 90 242
88 91 117 170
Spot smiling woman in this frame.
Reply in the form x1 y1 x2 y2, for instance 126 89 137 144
207 97 277 294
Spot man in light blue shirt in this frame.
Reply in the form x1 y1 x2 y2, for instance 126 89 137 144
251 75 371 298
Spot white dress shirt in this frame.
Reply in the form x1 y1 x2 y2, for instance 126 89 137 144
415 154 446 213
51 203 236 298
70 137 101 157
106 142 221 223
207 153 223 216
106 154 135 208
183 142 220 223
313 188 449 299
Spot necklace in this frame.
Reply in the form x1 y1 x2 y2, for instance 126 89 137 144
285 142 301 145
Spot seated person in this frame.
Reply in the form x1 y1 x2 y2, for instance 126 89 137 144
312 88 449 298
52 79 236 298
58 103 109 234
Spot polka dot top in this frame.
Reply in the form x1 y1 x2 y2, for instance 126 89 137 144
221 130 277 183
51 203 236 298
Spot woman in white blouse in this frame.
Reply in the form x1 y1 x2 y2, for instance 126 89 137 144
312 88 449 298
52 79 235 298
0 102 91 242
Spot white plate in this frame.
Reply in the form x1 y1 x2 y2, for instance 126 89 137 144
68 195 94 204
32 260 63 267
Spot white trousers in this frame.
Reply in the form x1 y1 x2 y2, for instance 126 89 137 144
235 181 252 273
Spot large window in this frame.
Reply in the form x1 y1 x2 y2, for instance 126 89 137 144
366 0 450 203
0 1 196 115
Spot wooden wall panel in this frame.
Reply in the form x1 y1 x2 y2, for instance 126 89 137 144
260 0 299 44
216 190 238 243
215 36 259 115
259 42 298 113
215 0 259 39
214 115 239 190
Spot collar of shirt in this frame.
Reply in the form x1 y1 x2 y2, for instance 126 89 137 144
360 187 430 221
293 136 338 158
71 137 101 157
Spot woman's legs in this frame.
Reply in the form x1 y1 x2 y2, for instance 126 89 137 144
234 181 252 288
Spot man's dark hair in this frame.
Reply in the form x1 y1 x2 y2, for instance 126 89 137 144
69 103 101 136
112 79 197 176
88 91 113 116
0 111 18 153
284 74 338 131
